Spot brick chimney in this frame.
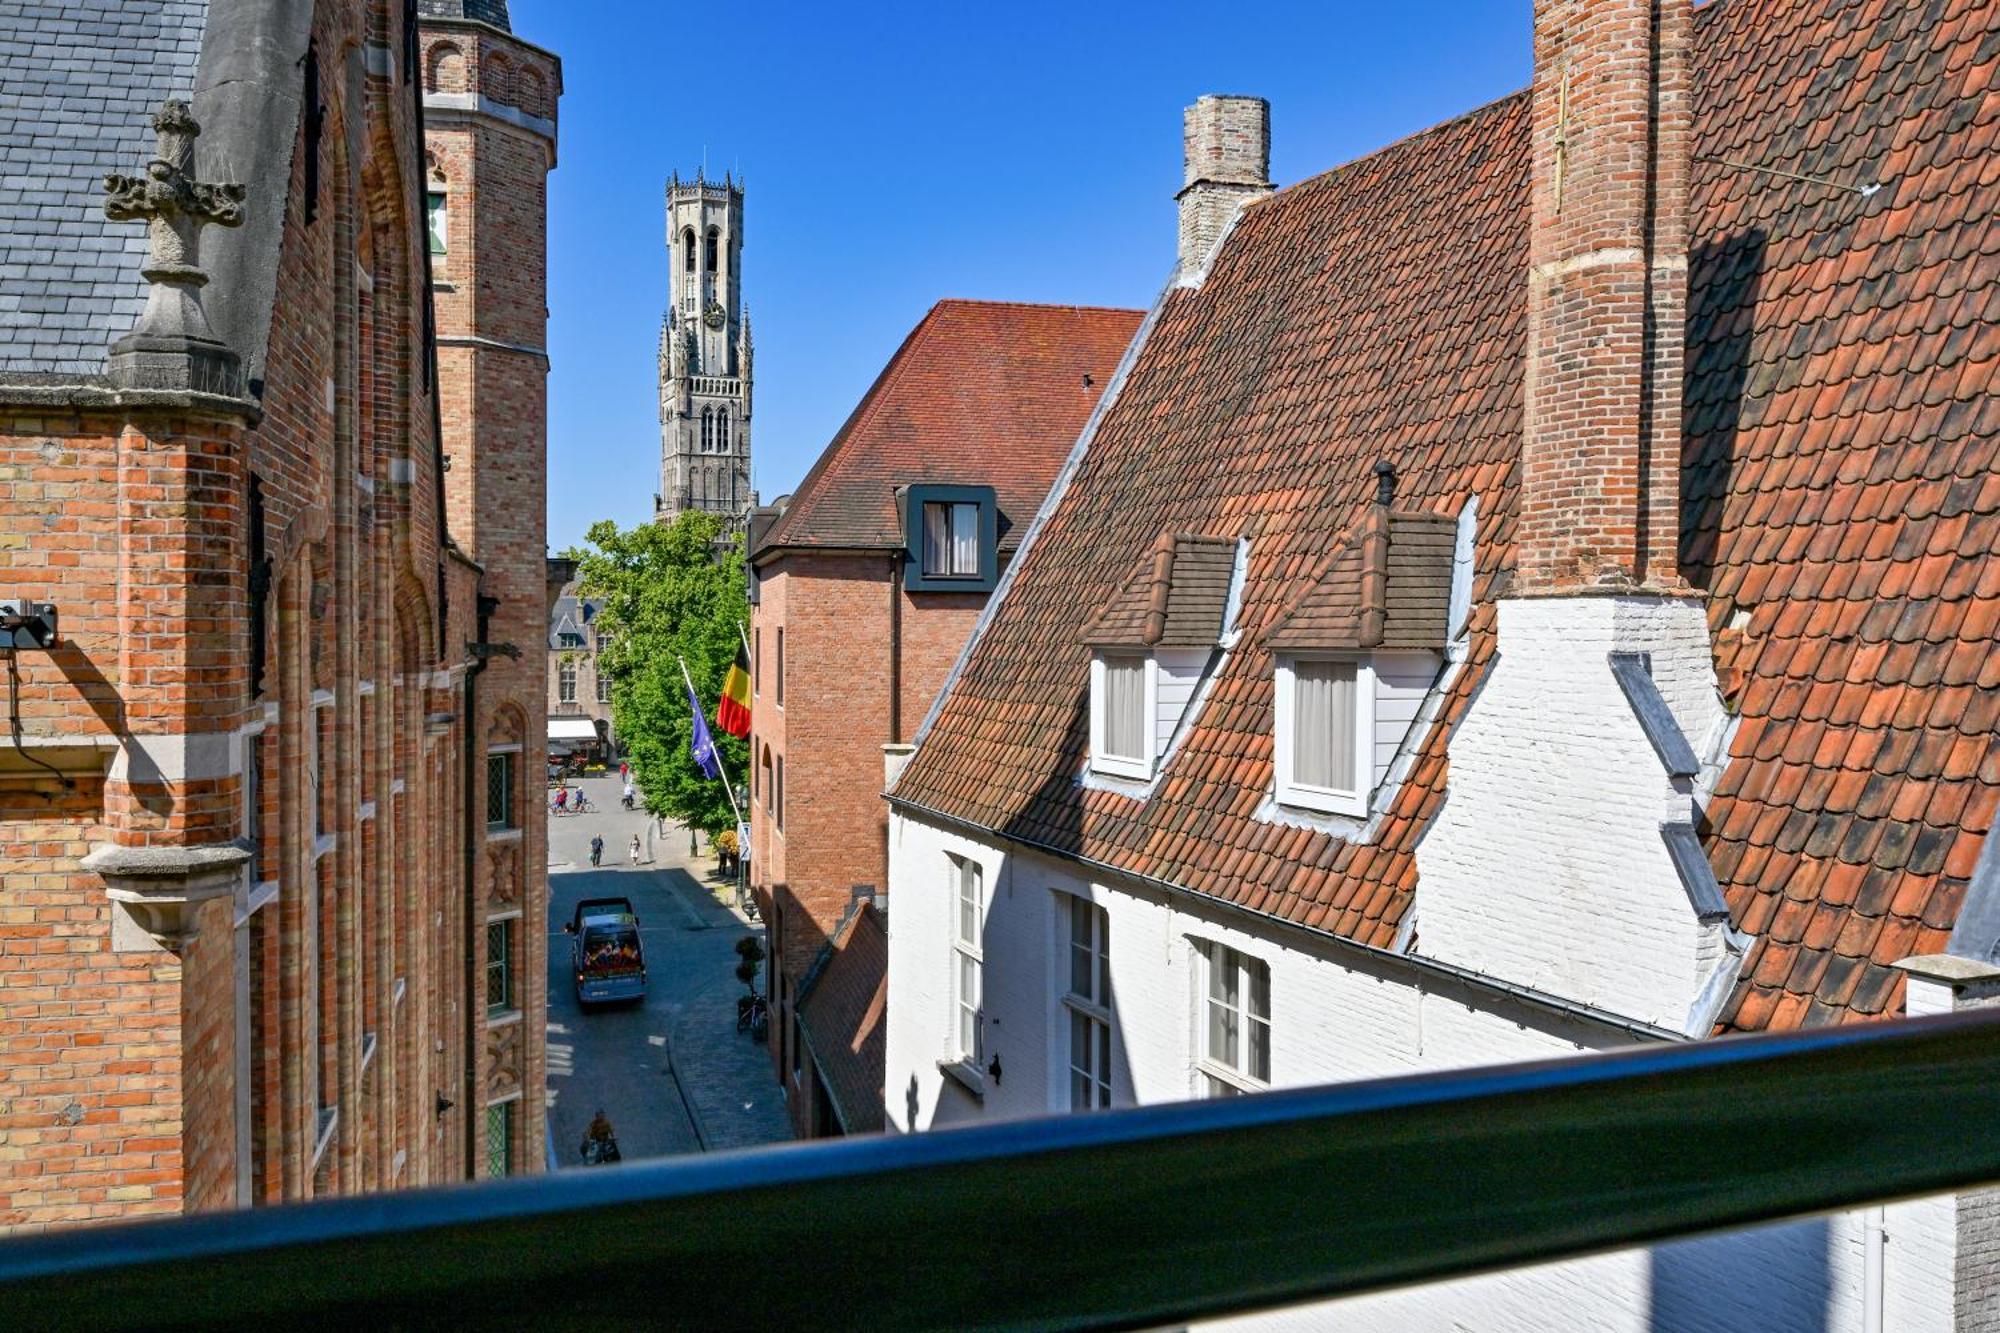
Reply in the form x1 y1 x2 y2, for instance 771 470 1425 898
1517 0 1690 593
1177 95 1271 279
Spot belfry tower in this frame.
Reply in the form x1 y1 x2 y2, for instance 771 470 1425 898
657 171 753 526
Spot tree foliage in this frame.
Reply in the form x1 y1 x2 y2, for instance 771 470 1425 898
568 512 747 837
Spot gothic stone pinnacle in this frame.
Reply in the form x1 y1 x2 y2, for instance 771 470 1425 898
102 100 248 395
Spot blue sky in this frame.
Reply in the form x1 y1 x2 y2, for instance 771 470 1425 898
526 2 1531 550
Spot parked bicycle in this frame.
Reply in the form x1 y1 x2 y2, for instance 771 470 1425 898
736 992 768 1037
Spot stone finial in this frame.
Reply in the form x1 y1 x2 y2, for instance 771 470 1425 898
102 100 248 394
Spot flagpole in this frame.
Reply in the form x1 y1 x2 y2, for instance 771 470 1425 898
738 619 752 662
677 654 743 826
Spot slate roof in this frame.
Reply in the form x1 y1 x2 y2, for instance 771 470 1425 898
0 0 209 381
548 588 600 649
796 903 888 1134
417 0 511 31
1266 506 1458 653
891 0 2000 1032
1080 533 1237 648
754 300 1143 561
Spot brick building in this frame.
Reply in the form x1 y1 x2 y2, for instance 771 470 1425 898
886 0 2000 1326
748 298 1141 1135
418 0 560 1187
0 0 555 1233
546 581 613 758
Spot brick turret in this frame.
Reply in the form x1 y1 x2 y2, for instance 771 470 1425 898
1517 0 1690 593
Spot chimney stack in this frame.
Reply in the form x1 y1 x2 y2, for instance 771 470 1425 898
1177 95 1272 279
1517 0 1690 593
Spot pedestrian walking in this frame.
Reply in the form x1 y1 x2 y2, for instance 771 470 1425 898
629 834 641 866
619 761 629 782
554 786 568 814
589 835 603 868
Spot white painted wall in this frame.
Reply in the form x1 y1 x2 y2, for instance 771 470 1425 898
1371 650 1438 789
884 808 1958 1330
1414 595 1736 1034
1157 648 1209 760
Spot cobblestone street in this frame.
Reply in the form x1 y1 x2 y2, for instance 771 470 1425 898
543 775 789 1168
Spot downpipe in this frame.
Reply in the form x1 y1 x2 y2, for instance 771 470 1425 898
461 593 508 1178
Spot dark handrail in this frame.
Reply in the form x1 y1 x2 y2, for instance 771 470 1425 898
5 1010 1999 1330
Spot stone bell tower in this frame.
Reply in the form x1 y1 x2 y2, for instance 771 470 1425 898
657 171 753 528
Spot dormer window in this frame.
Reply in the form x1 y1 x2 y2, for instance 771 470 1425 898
1080 532 1240 784
922 500 981 579
1273 656 1371 816
900 484 998 592
1088 653 1155 780
1264 463 1456 820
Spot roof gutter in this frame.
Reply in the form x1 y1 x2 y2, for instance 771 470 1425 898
886 794 1687 1046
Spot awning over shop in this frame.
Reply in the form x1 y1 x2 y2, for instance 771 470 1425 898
548 717 599 741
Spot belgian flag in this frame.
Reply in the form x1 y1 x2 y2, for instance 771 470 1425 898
716 641 752 738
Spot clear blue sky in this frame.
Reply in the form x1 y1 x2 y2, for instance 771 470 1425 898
525 2 1530 551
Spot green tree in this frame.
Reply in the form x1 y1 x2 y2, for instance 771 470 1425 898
568 512 747 838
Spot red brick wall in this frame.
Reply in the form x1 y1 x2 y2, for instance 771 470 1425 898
0 0 502 1232
422 14 559 1178
1517 0 1689 593
750 547 998 1129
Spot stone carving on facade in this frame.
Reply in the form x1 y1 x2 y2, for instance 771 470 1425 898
102 100 248 395
488 841 519 907
485 1019 522 1098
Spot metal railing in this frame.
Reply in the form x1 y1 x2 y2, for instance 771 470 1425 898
3 1010 1998 1329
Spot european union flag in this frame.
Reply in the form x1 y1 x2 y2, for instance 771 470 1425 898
687 680 722 780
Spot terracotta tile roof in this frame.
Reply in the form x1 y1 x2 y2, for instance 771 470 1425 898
1079 533 1237 648
1266 501 1458 653
891 0 2000 1033
796 903 887 1134
754 300 1143 559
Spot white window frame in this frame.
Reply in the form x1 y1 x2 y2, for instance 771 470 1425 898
1197 941 1271 1097
1089 652 1158 781
1272 654 1375 817
950 855 984 1063
558 657 577 704
1061 894 1112 1112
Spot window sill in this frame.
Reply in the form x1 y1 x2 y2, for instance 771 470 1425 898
938 1058 985 1102
1274 782 1367 819
1089 754 1152 783
1197 1060 1268 1097
486 1007 523 1029
486 825 522 842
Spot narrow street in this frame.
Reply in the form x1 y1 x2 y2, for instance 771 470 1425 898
543 775 789 1169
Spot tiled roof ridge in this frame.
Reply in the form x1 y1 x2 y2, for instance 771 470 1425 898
756 299 1144 558
755 306 949 555
927 296 1147 318
1260 85 1533 215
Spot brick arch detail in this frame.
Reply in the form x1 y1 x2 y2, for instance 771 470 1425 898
426 41 466 94
516 64 547 118
480 51 512 106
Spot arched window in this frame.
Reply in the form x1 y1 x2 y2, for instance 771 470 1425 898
717 412 729 452
705 227 719 271
701 409 712 451
683 228 696 273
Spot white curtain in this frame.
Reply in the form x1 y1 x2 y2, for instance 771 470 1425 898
950 502 979 574
924 503 951 576
1104 657 1144 759
1293 660 1356 790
